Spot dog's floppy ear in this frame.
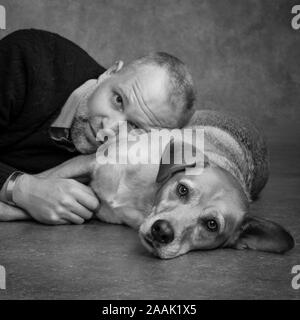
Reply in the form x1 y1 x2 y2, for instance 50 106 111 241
156 139 194 184
228 216 294 253
156 138 209 184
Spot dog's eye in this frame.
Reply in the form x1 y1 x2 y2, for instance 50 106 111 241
206 219 219 232
176 183 189 197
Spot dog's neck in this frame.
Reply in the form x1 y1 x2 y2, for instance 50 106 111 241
202 126 253 201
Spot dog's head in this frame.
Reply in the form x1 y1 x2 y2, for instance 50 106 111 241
139 140 294 259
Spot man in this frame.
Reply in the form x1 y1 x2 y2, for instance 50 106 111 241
0 29 195 225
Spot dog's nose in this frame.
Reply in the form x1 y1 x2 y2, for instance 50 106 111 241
151 220 174 244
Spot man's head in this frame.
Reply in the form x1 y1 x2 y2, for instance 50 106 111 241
70 52 195 153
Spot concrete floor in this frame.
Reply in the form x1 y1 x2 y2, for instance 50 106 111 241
0 143 299 299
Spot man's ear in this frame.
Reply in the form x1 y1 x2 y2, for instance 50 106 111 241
108 60 124 74
156 139 209 184
228 216 294 253
97 60 124 83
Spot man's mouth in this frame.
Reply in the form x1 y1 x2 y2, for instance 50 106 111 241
88 121 108 145
88 121 98 139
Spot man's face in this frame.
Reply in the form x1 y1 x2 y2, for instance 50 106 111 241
71 63 178 153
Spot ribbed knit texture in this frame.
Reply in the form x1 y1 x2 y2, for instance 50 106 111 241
187 110 269 200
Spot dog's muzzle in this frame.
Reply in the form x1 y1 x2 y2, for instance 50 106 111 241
150 219 174 244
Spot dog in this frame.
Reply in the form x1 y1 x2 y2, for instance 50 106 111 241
91 110 294 259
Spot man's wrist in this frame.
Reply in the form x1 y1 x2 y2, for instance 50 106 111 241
12 173 31 208
3 171 25 206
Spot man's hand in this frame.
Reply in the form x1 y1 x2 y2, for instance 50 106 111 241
0 154 99 225
12 174 99 225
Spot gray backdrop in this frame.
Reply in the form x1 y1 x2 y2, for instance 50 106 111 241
1 0 299 145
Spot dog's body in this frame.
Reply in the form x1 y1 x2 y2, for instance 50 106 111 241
91 110 294 258
0 110 293 258
91 110 267 227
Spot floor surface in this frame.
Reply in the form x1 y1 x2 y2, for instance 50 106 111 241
0 143 299 299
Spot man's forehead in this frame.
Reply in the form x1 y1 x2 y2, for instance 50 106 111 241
118 64 169 96
117 64 173 128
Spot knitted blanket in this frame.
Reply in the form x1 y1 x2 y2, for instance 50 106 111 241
186 110 269 200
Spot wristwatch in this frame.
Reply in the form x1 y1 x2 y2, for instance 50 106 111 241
5 171 24 206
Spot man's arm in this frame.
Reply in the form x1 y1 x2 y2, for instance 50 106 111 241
0 199 31 222
0 154 99 225
0 30 104 224
35 154 96 180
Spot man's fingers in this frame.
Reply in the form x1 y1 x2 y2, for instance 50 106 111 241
51 218 70 225
63 212 85 225
77 193 99 212
73 184 100 211
68 201 94 220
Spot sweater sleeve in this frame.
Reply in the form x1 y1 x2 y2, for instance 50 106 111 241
0 30 27 133
0 162 18 189
0 32 27 188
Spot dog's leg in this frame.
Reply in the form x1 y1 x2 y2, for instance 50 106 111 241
0 201 31 221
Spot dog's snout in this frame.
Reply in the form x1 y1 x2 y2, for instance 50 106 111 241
151 220 174 244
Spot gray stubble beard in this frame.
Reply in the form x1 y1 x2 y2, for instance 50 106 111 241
70 98 97 154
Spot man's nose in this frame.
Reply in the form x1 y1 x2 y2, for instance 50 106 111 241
103 115 131 134
151 220 174 244
102 117 121 132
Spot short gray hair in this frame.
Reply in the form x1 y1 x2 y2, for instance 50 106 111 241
131 52 196 128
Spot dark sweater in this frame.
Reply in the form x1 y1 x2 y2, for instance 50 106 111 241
0 29 106 188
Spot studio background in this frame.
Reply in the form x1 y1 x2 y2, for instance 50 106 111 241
1 0 299 146
0 0 299 300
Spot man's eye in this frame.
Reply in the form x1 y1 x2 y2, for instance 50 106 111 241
129 122 139 129
113 93 123 109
